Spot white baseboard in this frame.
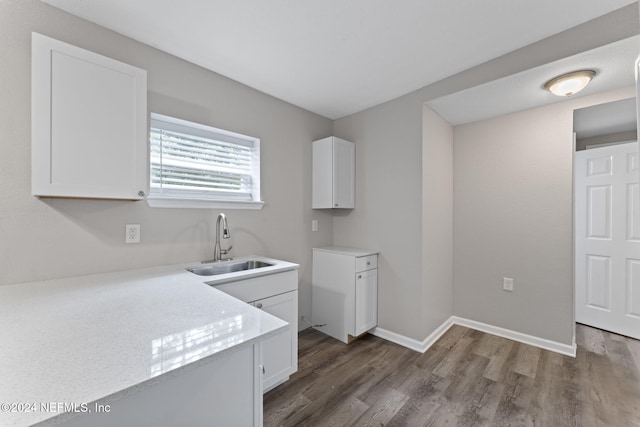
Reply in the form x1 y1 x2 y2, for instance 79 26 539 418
370 317 454 353
370 316 576 357
451 316 576 357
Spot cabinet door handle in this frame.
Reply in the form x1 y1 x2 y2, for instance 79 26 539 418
357 274 362 279
256 303 263 309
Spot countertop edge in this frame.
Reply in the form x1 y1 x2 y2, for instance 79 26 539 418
36 320 288 427
312 246 379 257
1 256 297 427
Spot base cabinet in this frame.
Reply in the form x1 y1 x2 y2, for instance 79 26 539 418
312 247 378 344
59 344 263 427
214 269 298 392
253 290 298 392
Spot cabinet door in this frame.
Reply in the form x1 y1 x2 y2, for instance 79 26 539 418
333 138 355 208
312 138 333 208
255 290 298 392
354 269 377 336
32 33 148 200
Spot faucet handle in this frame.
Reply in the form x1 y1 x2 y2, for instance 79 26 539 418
221 245 233 255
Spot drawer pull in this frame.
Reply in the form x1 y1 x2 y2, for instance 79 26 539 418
358 274 362 279
367 261 371 265
256 303 263 309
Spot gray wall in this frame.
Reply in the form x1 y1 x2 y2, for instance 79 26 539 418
422 106 454 335
331 102 454 343
453 86 635 345
576 130 637 150
0 0 334 328
333 92 429 340
2 0 637 346
330 5 636 343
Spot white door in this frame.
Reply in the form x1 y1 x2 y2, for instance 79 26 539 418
575 142 640 339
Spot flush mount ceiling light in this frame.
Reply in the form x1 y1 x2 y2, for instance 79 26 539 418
544 70 596 97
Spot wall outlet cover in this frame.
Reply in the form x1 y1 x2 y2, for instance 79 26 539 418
503 277 514 292
126 224 140 243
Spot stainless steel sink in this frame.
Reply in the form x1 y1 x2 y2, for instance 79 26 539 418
186 260 274 276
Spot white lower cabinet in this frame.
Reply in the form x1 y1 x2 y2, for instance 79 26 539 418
213 269 299 393
253 290 298 392
59 343 263 427
312 247 378 344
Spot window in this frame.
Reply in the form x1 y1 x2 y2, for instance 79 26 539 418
147 113 263 209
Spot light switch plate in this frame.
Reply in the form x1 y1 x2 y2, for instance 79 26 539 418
503 277 514 292
312 220 318 232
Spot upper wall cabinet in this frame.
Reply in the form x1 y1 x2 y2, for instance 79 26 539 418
31 33 148 200
312 136 355 209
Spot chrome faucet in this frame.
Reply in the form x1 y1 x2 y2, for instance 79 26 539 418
213 213 232 262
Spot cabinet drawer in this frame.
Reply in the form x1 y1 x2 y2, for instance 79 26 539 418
356 255 377 272
210 270 297 303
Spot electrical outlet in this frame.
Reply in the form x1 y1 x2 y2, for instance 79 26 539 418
312 220 318 232
126 224 140 243
503 277 514 292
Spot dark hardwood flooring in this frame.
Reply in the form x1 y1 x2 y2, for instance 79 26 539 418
263 324 640 426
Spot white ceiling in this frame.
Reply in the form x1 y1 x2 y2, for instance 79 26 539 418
428 35 640 126
42 0 636 120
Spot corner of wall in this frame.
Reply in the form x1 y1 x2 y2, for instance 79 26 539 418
421 104 455 336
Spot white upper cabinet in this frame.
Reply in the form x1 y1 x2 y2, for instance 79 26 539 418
312 136 355 209
31 33 148 200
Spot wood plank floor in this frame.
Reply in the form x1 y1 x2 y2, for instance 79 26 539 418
264 324 640 426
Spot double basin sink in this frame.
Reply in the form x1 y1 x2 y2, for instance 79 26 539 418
186 259 274 277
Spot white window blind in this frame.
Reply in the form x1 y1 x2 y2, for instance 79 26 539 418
148 113 261 208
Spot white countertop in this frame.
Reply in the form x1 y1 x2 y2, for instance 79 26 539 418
0 256 297 427
312 246 379 257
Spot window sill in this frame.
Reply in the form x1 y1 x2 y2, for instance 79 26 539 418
146 197 265 210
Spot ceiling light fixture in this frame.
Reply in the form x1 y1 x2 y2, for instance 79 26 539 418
544 70 596 97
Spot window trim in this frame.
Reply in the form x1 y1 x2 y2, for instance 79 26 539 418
145 196 264 210
146 113 264 210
